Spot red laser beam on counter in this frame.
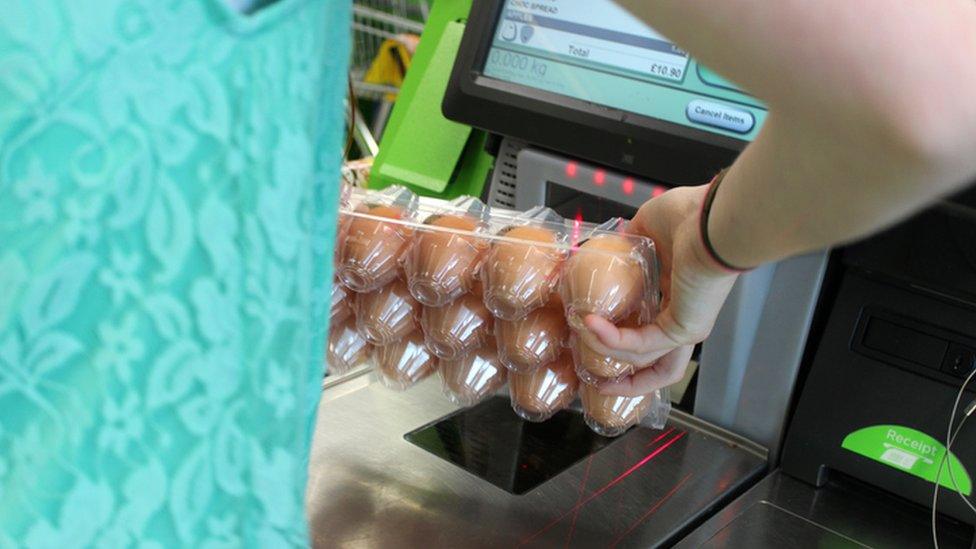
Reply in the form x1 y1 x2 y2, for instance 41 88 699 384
645 427 676 447
608 472 694 548
597 432 685 493
565 455 595 547
518 431 688 547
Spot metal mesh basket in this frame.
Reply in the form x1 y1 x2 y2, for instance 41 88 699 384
346 1 428 157
341 157 374 189
352 0 426 97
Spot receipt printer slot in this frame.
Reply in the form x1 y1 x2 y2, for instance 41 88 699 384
861 317 948 369
853 309 976 382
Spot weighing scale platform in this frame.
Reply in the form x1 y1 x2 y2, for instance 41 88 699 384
307 372 766 548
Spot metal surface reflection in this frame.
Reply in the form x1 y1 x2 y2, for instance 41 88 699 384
307 375 765 548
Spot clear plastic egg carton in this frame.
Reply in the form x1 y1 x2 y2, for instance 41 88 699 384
327 185 671 436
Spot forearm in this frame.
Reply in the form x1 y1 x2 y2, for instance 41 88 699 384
617 0 976 265
709 113 958 267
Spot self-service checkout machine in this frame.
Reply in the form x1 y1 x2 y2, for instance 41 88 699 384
308 1 976 546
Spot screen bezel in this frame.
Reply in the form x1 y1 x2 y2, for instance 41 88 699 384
443 0 748 184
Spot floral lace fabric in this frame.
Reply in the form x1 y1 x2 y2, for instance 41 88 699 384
0 0 349 545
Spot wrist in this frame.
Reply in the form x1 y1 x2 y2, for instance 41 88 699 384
698 169 755 273
685 216 738 280
670 186 737 281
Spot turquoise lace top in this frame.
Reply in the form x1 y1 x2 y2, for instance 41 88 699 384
0 0 349 546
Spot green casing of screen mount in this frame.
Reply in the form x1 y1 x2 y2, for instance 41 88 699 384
368 0 494 199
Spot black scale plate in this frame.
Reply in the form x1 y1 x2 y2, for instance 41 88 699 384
405 396 620 495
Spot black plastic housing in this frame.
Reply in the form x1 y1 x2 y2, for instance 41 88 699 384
781 196 976 524
442 0 744 184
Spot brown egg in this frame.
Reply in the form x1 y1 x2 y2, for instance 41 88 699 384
468 279 485 298
439 342 508 407
329 281 354 326
376 330 438 391
334 211 351 264
495 297 568 373
482 225 564 320
356 279 420 346
508 351 578 422
573 337 633 385
580 384 653 437
561 234 644 331
339 205 412 292
404 214 485 307
327 319 372 376
421 293 493 360
571 315 643 385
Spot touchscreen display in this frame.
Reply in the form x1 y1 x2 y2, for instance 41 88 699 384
482 0 767 140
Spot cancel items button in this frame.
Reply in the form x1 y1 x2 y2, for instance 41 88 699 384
686 100 754 134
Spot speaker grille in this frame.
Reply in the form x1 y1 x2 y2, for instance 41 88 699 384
487 138 526 209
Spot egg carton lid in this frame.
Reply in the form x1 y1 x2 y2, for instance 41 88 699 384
344 185 656 258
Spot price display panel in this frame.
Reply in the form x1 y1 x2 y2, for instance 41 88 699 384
482 0 766 141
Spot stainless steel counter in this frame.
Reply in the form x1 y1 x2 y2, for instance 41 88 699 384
676 470 974 548
307 373 766 548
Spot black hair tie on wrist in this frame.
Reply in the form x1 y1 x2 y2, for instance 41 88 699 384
699 169 752 273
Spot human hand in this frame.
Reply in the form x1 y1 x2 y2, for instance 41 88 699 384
577 185 741 396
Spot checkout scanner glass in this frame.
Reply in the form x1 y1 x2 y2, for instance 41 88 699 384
482 0 767 140
406 397 618 495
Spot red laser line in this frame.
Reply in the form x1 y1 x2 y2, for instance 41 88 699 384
518 431 687 546
565 455 595 547
615 434 635 532
613 482 625 532
608 472 694 548
645 427 676 447
596 431 686 495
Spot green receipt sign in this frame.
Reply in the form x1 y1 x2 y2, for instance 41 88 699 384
842 424 972 495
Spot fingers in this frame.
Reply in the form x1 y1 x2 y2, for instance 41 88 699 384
578 185 724 397
597 345 694 397
582 314 644 351
582 311 690 366
580 248 737 366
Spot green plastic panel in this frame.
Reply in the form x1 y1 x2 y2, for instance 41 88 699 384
842 424 972 495
369 0 493 199
372 21 470 194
